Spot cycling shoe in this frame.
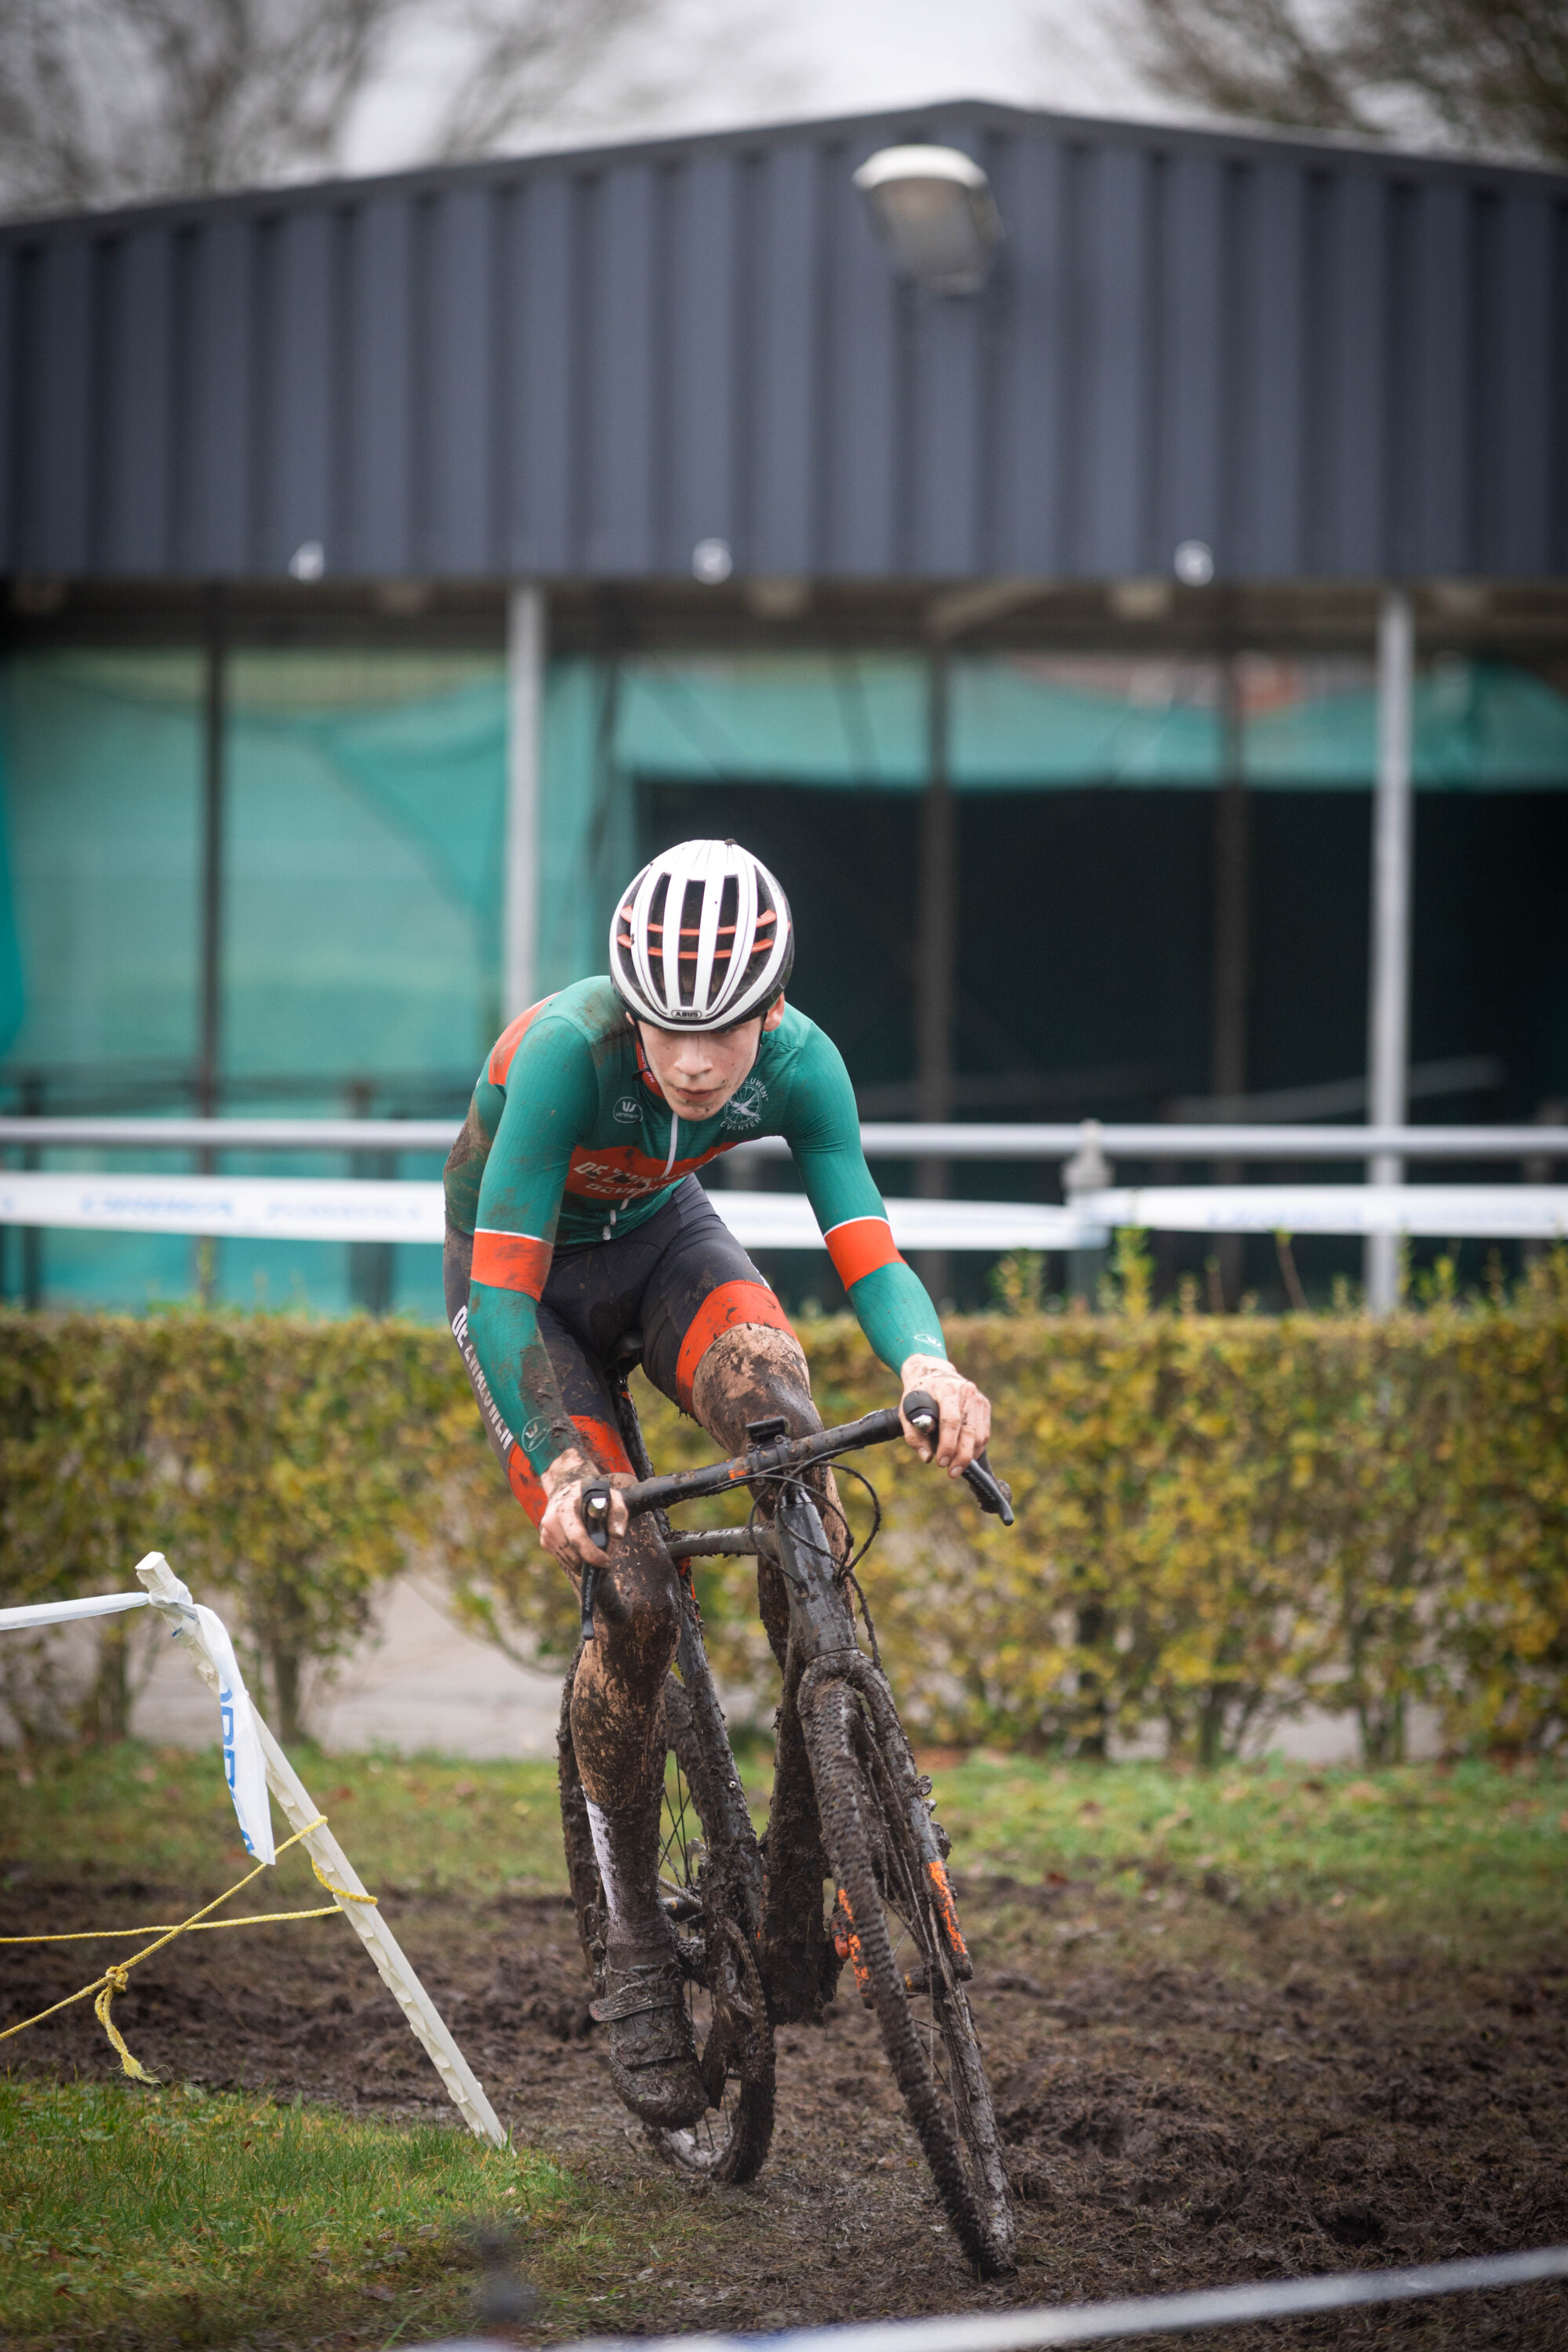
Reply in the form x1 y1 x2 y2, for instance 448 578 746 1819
591 1955 706 2129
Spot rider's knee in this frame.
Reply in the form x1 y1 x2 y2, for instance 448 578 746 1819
691 1321 818 1450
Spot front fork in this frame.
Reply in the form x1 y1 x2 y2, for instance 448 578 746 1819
775 1483 975 1992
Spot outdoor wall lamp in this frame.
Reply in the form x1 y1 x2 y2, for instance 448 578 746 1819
853 145 1003 294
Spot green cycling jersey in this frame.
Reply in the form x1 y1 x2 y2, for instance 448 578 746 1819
445 977 947 1478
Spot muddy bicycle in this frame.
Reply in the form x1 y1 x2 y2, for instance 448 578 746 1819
555 1363 1018 2276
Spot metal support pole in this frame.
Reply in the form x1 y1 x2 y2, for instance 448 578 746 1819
195 589 226 1305
1210 655 1249 1308
503 585 546 1022
1064 1121 1112 1305
913 648 955 1305
1366 588 1414 1311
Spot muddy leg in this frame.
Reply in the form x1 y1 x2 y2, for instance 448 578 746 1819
691 1324 846 2023
567 1522 706 2126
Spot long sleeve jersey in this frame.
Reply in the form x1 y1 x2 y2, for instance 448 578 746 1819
444 977 947 1478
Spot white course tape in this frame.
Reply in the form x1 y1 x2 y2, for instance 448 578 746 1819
0 1580 274 1866
0 1171 445 1244
4 1168 1565 1248
0 1171 1094 1252
535 2245 1568 2352
0 1590 153 1632
1082 1184 1568 1240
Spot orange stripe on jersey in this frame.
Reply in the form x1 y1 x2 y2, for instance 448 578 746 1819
472 1229 552 1297
504 1417 633 1530
506 1444 547 1525
674 1279 794 1412
825 1215 902 1289
487 993 557 1087
570 1414 634 1476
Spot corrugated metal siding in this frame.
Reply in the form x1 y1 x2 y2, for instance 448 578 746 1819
3 103 1566 583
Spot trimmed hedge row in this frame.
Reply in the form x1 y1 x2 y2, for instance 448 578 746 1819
3 1268 1566 1759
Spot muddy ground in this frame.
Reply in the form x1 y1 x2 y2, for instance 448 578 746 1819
4 1867 1566 2350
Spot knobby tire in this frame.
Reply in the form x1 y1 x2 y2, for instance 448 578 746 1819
558 1663 775 2185
802 1672 1016 2275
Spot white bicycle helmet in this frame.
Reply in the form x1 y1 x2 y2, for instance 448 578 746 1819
610 839 793 1030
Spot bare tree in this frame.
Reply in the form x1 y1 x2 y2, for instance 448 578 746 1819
428 0 661 161
0 0 663 219
1122 0 1568 165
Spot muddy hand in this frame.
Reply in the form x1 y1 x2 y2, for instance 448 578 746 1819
898 1354 992 1476
539 1450 632 1569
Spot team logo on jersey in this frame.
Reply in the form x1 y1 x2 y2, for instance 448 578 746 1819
721 1076 768 1131
521 1416 550 1452
613 1095 641 1124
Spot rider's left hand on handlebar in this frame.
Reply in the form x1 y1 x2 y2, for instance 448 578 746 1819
898 1354 992 1476
539 1450 633 1570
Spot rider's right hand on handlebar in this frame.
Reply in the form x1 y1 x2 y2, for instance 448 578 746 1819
898 1354 992 1475
539 1449 631 1570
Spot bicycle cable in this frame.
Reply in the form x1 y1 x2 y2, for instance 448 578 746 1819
741 1465 884 1669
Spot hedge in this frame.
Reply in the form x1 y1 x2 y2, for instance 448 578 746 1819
2 1258 1566 1760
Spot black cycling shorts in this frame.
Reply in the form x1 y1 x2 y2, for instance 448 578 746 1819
445 1175 794 1521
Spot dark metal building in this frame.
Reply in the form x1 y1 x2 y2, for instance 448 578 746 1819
2 103 1567 1317
4 97 1567 590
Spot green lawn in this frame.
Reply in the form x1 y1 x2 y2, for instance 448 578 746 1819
3 1739 1565 2348
4 1739 1563 1961
0 2078 564 2347
929 1750 1568 1964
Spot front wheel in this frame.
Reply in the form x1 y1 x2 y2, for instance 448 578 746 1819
558 1666 775 2184
801 1672 1016 2274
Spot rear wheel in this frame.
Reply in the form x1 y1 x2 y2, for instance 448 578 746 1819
558 1667 775 2184
802 1671 1016 2274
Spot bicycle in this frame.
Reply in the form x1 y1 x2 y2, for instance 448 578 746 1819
554 1353 1019 2277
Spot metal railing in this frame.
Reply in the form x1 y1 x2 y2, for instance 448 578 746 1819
0 1116 1560 1162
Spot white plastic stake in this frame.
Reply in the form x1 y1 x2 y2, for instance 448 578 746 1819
136 1553 506 2149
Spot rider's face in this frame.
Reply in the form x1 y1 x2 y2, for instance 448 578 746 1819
635 998 785 1120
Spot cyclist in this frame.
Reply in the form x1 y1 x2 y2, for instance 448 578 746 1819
445 838 991 2129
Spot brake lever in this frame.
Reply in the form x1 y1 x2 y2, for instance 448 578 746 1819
902 1390 1014 1527
579 1482 612 1642
961 1453 1014 1526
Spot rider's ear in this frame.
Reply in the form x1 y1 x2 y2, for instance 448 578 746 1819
761 994 786 1033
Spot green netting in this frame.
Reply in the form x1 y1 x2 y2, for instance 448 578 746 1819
3 644 1566 1317
0 651 504 1316
597 652 1568 792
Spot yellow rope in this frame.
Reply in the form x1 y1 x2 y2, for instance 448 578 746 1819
0 1813 377 2082
0 1909 342 1941
310 1854 377 1904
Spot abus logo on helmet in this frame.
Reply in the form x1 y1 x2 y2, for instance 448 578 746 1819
613 1095 641 1124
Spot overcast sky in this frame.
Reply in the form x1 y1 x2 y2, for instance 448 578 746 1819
343 0 1184 178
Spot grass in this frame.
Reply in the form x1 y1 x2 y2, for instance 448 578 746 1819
1 1739 570 1900
0 2076 561 2347
923 1750 1568 1965
4 1740 1565 2347
4 1739 1564 1962
0 2076 738 2350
